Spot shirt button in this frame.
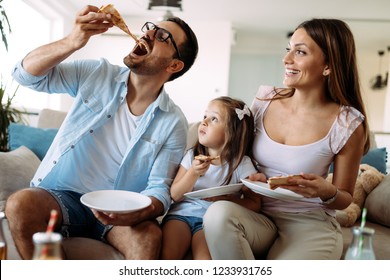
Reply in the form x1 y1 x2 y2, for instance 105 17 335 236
84 99 89 103
89 129 94 133
53 160 57 164
70 145 75 149
38 178 42 182
107 115 112 118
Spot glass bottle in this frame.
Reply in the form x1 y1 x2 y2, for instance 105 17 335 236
344 226 376 260
0 212 7 260
32 232 63 260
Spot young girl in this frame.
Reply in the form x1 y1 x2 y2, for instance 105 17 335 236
161 96 262 260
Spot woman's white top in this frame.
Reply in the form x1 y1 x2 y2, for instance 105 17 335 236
251 85 364 215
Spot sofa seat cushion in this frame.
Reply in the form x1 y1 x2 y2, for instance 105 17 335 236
63 237 124 260
341 221 390 260
0 146 40 211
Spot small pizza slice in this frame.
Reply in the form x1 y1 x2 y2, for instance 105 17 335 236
268 174 303 190
195 155 220 161
98 4 138 42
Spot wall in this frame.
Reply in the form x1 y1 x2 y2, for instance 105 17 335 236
228 53 284 106
383 62 390 131
358 51 389 132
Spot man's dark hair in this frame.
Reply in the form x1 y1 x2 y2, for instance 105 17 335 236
166 17 199 81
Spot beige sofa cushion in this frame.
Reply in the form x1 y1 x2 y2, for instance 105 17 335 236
37 108 67 129
186 122 200 149
0 146 40 211
365 174 390 227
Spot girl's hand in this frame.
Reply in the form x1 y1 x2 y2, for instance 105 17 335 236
191 158 211 177
248 172 267 182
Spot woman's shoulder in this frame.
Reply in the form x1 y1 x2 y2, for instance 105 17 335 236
329 105 365 154
251 85 281 115
338 105 365 125
254 85 278 99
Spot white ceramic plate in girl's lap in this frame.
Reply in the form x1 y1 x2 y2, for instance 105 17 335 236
241 179 304 201
184 183 243 199
80 190 152 214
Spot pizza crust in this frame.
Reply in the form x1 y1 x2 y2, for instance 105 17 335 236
268 175 303 190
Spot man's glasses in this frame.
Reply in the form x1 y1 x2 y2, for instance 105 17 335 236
141 22 182 60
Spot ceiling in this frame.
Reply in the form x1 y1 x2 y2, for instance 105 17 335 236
25 0 390 54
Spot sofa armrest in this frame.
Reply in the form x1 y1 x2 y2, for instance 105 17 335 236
0 146 40 211
365 173 390 227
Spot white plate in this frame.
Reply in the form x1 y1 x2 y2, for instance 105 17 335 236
80 190 152 214
184 183 243 199
241 179 304 201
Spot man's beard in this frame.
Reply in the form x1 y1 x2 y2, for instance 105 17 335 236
123 54 172 76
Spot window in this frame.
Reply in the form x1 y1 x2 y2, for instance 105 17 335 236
1 0 52 112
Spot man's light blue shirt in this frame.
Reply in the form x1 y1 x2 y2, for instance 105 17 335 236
12 58 188 212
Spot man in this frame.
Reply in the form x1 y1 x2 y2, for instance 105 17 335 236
5 5 198 259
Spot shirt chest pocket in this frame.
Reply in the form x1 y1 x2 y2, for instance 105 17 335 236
79 85 104 113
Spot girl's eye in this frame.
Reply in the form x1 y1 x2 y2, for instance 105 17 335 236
211 117 218 122
286 47 291 53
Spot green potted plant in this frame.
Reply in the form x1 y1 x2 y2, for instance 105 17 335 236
0 81 25 151
0 0 11 51
1 0 26 151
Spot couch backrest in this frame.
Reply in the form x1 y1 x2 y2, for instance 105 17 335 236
187 122 200 150
37 109 67 129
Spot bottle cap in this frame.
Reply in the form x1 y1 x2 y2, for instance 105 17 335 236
32 232 62 244
351 226 375 236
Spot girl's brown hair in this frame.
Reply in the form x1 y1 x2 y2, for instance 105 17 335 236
193 96 255 185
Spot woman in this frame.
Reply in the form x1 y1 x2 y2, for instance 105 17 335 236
203 18 370 260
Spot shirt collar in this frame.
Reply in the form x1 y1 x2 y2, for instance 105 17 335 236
116 69 170 113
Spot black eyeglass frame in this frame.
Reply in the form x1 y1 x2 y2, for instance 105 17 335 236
141 22 182 60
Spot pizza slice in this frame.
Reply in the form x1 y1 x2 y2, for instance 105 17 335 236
98 4 138 42
195 155 220 161
268 174 303 190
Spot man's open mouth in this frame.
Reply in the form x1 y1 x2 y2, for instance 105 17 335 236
132 41 148 56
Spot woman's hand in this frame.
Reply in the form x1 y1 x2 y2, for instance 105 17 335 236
277 173 336 200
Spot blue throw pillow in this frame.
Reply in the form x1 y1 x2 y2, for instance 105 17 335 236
360 147 388 174
329 147 388 174
8 123 58 160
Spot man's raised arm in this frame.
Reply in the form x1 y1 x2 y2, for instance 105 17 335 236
22 5 113 76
